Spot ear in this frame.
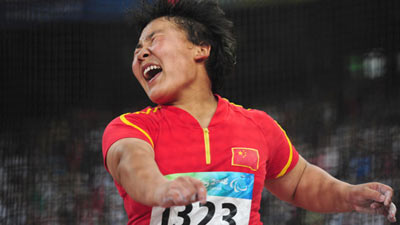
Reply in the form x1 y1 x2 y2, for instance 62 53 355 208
194 44 211 62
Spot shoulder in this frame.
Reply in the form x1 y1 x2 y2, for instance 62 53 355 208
104 105 162 136
221 98 283 139
114 105 162 125
222 97 273 123
103 106 162 150
121 105 162 119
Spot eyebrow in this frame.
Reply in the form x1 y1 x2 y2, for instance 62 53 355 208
135 29 163 49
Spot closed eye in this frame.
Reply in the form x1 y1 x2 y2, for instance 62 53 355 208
134 48 141 57
134 42 142 57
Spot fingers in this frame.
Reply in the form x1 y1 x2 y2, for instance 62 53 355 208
371 183 396 222
361 182 393 205
355 203 384 214
373 182 394 206
197 184 207 204
356 184 385 204
383 190 393 206
387 202 397 223
351 182 396 223
372 202 398 223
366 184 397 223
158 176 207 208
367 182 393 206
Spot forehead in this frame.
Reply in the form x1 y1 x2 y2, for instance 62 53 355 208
139 17 184 40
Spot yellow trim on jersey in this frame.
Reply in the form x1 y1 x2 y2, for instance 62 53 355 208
275 122 294 178
119 113 154 148
222 97 243 108
153 106 160 113
133 106 160 115
203 128 211 165
222 97 252 110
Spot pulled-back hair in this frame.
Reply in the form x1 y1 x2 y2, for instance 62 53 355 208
132 0 236 93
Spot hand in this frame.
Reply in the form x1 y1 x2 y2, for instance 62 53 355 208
153 176 207 208
348 182 397 223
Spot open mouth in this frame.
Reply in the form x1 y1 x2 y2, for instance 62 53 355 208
143 65 162 81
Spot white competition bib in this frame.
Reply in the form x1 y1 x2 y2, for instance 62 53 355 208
150 172 254 225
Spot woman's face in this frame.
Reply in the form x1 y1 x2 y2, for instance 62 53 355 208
132 17 200 105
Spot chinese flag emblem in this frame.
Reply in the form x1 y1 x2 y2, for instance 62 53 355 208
231 148 259 171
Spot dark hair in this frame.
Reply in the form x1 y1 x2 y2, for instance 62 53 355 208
132 0 236 93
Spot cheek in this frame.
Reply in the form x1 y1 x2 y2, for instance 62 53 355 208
132 59 141 80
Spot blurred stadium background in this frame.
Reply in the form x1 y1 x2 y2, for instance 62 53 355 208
1 0 399 224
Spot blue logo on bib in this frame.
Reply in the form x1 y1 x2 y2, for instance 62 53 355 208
165 172 254 200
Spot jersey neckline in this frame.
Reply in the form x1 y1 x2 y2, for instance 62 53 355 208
158 94 230 128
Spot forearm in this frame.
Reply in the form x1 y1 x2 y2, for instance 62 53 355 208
116 146 169 206
107 138 168 206
292 163 353 213
108 138 207 208
266 156 396 222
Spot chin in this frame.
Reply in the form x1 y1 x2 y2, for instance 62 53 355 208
148 92 172 105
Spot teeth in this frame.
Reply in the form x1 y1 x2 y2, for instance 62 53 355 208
144 65 161 75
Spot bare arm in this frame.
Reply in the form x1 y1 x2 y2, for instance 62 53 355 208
106 138 207 207
265 156 397 222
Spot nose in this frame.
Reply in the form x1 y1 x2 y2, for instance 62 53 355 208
137 47 151 61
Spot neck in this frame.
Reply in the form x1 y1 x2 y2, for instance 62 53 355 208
172 90 218 128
